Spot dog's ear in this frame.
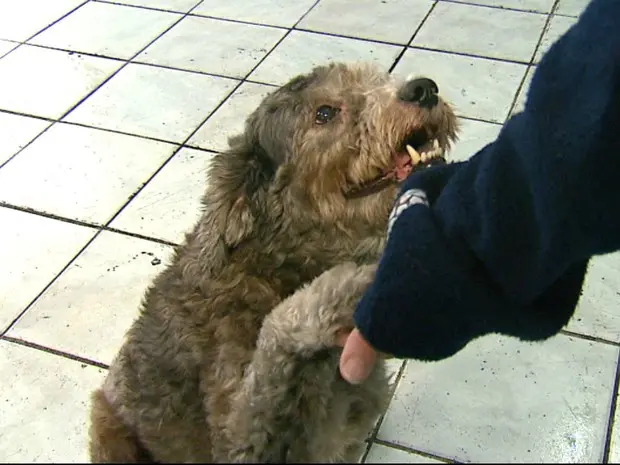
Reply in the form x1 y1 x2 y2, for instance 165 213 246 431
186 135 275 277
210 134 275 247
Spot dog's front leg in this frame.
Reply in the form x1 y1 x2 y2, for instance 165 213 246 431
222 263 389 463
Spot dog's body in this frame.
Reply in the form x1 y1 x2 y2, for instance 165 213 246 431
89 63 458 463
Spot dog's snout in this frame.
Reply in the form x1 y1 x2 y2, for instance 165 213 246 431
399 78 439 108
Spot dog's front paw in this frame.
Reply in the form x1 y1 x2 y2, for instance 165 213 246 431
259 262 377 354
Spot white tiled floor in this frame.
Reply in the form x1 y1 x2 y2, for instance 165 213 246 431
0 45 122 119
29 2 182 59
0 0 618 463
533 13 578 63
188 81 275 151
0 124 178 223
413 2 547 62
297 0 434 44
249 30 401 86
135 16 287 78
0 39 19 58
65 63 238 142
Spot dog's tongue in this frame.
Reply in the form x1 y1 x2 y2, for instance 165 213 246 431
394 151 413 181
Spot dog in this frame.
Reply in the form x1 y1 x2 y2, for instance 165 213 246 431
88 62 458 463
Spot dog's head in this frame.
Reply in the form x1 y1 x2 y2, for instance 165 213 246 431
201 62 458 266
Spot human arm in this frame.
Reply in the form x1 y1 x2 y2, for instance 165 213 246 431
343 0 620 373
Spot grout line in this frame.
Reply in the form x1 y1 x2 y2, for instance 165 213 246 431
104 226 178 248
438 0 551 15
0 0 322 367
6 12 538 76
23 0 91 44
389 1 438 73
181 143 219 154
60 119 183 145
603 350 620 463
0 2 201 170
0 1 207 171
457 114 504 126
293 0 329 27
57 1 207 123
94 0 290 31
0 203 179 247
405 44 531 66
243 78 279 88
94 0 204 16
126 58 243 81
559 329 620 349
0 40 20 59
0 229 104 337
1 335 109 370
504 64 533 120
503 0 561 121
0 202 102 230
293 27 411 48
371 438 455 463
0 108 55 123
0 120 55 171
95 0 322 230
360 360 408 463
17 41 247 85
188 12 289 31
20 41 128 63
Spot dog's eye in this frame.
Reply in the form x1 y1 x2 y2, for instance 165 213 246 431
315 105 339 125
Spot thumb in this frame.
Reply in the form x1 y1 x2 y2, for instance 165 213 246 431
338 328 377 385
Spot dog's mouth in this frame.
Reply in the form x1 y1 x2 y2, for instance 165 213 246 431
344 129 446 200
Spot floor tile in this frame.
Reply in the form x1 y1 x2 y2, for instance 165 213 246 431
511 65 535 115
136 16 285 78
30 2 181 60
192 0 317 27
566 252 620 343
413 2 547 62
0 0 84 42
0 124 177 224
610 395 620 463
365 444 441 463
384 359 405 385
110 148 214 244
0 45 122 119
0 112 51 166
297 0 434 45
0 340 107 462
444 0 555 12
107 0 202 12
555 0 590 17
8 231 174 365
393 48 527 123
378 334 618 462
188 82 275 152
65 63 238 142
0 40 18 57
448 118 502 162
534 14 577 63
0 208 95 333
250 30 401 86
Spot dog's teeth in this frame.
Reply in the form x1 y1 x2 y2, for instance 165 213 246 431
424 139 444 160
405 144 421 165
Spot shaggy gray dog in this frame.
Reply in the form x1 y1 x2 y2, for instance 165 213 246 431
88 62 458 463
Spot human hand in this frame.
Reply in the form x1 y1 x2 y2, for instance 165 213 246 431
336 328 378 385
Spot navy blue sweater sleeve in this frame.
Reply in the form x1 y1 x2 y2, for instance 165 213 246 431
353 0 620 361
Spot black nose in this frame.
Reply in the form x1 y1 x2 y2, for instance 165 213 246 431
399 78 439 108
